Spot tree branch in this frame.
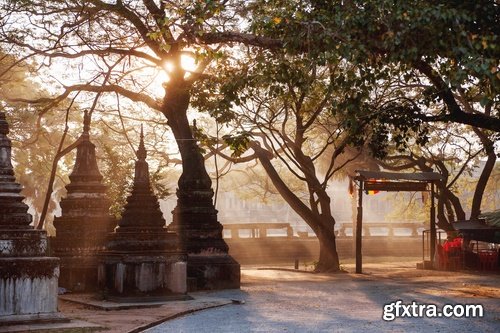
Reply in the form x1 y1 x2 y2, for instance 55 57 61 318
413 60 500 132
197 31 282 49
12 84 162 111
87 0 165 57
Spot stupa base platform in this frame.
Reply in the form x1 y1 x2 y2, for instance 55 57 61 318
0 257 60 320
105 293 192 303
98 254 187 296
55 255 101 292
187 253 240 291
0 312 69 327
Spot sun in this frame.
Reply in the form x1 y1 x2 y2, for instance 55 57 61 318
181 54 197 72
148 54 199 97
163 54 198 74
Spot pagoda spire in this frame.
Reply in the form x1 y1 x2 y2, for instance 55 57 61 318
117 125 163 229
68 110 102 182
0 112 32 228
133 124 150 186
137 124 146 160
82 110 91 135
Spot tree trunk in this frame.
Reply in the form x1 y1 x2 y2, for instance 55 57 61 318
314 223 341 272
470 129 496 219
444 199 456 223
161 66 229 254
416 158 465 225
436 184 455 232
162 75 212 192
250 142 341 272
470 150 496 219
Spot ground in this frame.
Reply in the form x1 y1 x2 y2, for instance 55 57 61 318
145 260 500 333
2 258 499 333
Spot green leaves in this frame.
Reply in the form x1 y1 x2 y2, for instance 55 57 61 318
222 131 253 157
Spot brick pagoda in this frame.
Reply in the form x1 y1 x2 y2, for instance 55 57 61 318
52 111 115 291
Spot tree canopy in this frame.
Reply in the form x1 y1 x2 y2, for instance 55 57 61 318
248 0 499 133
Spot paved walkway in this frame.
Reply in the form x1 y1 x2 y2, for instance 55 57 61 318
146 263 500 333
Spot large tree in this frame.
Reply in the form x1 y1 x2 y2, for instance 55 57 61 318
248 0 499 133
244 0 499 232
193 45 404 271
0 0 281 260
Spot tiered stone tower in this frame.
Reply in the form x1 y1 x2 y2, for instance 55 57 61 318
99 127 186 297
0 112 64 324
167 119 240 290
52 111 115 291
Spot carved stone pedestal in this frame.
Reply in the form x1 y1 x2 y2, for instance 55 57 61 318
100 227 187 296
99 253 187 297
0 256 61 324
52 112 115 291
0 112 65 325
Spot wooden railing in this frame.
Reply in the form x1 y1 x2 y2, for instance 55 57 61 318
336 222 425 237
224 223 293 239
223 222 426 239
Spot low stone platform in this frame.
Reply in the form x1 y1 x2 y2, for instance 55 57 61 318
0 313 68 327
60 293 234 333
0 319 101 333
0 293 235 333
187 253 241 290
60 293 192 309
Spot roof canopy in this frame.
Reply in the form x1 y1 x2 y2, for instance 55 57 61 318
453 220 500 244
355 170 443 182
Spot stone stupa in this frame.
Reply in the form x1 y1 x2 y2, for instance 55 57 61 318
0 112 65 324
166 118 240 290
99 126 186 298
52 110 116 291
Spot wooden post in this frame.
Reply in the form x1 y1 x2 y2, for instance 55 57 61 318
430 181 436 268
356 181 363 274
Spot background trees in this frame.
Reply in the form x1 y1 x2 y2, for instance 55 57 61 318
0 0 281 203
0 48 175 230
380 121 496 231
0 50 73 231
